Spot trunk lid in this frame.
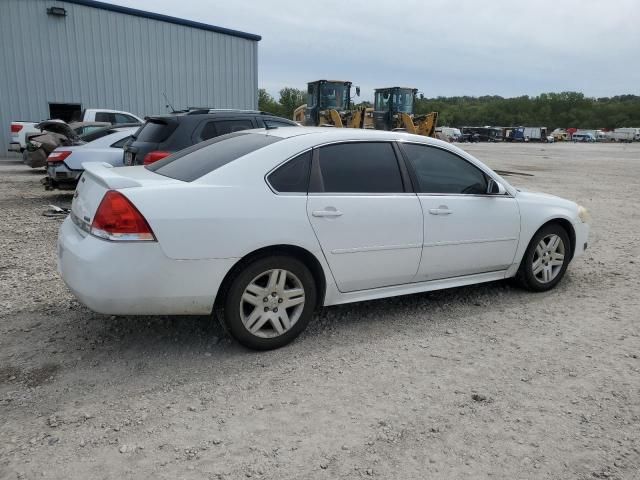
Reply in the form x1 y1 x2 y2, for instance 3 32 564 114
71 163 182 232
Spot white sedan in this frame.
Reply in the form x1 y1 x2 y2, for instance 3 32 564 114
58 127 590 350
45 127 138 190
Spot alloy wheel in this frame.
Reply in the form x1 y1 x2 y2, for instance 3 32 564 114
532 234 565 284
240 269 305 338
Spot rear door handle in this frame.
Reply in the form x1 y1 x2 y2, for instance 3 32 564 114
312 209 343 217
428 206 452 215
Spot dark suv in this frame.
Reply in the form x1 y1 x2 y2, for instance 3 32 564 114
124 109 298 166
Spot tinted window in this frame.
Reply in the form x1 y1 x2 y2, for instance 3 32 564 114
268 151 311 193
403 144 488 194
111 135 132 148
94 112 111 123
201 119 254 140
136 120 176 143
113 113 134 124
79 128 116 142
313 142 403 193
147 132 282 182
263 118 296 128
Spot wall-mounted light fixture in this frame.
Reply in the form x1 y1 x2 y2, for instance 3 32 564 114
47 6 67 16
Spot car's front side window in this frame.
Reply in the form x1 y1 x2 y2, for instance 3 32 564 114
402 143 488 195
311 142 404 194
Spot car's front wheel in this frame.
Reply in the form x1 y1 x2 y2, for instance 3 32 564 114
515 224 571 291
223 256 317 350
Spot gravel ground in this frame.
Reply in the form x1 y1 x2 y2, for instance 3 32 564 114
0 142 639 480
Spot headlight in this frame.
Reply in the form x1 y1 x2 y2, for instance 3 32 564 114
578 205 591 223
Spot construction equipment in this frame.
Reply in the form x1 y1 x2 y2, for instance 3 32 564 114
373 87 438 137
292 80 369 128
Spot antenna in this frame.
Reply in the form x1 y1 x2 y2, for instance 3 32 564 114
162 91 176 113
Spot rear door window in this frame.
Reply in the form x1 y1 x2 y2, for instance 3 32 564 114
147 132 282 182
94 112 111 123
200 119 255 140
311 142 404 193
136 120 176 143
113 113 136 124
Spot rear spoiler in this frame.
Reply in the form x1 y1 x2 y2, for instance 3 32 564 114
82 162 142 189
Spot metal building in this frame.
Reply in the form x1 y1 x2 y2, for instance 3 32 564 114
0 0 261 154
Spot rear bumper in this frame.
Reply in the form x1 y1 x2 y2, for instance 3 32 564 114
45 164 83 189
8 142 21 152
57 217 237 315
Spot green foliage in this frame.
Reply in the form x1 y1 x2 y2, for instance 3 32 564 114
258 88 306 119
414 92 640 129
259 88 640 129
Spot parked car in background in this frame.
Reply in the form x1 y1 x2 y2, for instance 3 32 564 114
611 128 638 142
43 125 139 190
8 108 142 154
571 133 596 142
124 109 298 166
8 121 37 154
79 108 142 125
436 126 462 142
58 127 590 350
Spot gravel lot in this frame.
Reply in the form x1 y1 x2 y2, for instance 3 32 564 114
1 142 639 480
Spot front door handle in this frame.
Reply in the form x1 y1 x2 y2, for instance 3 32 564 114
428 206 452 215
312 209 343 218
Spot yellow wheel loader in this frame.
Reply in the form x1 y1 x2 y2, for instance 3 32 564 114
373 87 438 137
292 80 370 128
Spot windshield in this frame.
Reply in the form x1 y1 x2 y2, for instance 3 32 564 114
375 91 391 111
319 83 349 110
393 89 414 113
147 132 282 182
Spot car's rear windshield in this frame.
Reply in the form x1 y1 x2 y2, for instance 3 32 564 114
146 132 282 182
80 128 116 143
135 119 176 143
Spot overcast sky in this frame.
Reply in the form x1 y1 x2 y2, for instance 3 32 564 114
105 0 640 101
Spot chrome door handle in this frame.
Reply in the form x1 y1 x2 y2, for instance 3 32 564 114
312 209 343 217
428 206 452 215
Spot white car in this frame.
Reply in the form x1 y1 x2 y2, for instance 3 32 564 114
58 127 590 350
44 127 138 190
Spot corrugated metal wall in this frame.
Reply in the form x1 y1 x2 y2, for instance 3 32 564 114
0 0 259 154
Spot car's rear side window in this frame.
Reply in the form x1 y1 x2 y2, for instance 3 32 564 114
312 142 404 193
267 151 311 193
147 132 282 182
136 120 176 143
200 119 255 140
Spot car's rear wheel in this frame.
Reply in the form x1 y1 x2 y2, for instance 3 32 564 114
515 224 571 291
223 256 316 350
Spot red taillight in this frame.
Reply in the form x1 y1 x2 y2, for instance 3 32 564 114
47 150 72 163
11 124 23 133
143 150 171 165
90 191 155 241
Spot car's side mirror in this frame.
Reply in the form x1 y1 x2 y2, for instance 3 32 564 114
487 179 507 195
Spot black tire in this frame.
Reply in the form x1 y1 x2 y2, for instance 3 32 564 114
223 256 317 350
514 223 571 292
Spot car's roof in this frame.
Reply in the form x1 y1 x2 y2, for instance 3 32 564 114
251 126 440 145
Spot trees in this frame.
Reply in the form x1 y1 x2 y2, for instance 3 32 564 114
259 87 640 129
414 92 640 129
258 88 306 119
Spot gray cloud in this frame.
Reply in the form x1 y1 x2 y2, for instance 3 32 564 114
105 0 640 99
